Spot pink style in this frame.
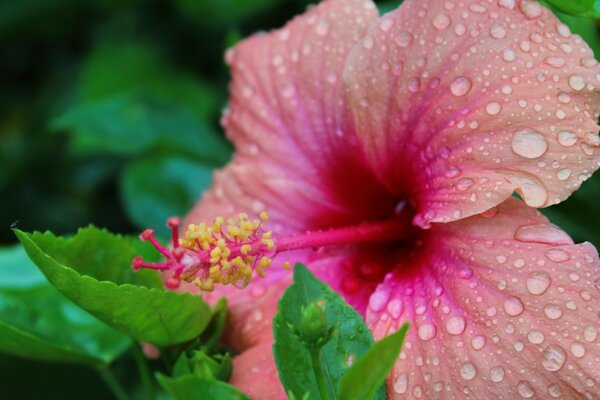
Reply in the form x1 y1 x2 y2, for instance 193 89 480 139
145 0 600 398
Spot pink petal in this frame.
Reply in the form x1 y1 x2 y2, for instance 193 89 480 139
206 0 399 230
344 0 600 227
363 198 600 399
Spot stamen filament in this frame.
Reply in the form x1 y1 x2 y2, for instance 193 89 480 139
133 210 414 292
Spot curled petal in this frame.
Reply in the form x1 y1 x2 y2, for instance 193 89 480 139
344 0 600 227
363 198 600 399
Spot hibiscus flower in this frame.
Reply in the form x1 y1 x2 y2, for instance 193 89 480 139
137 0 600 398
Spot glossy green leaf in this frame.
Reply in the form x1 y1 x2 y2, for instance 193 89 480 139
120 155 213 236
53 93 230 165
273 264 384 400
0 245 131 366
199 298 228 351
543 0 600 18
338 323 409 400
156 373 250 400
542 174 600 249
15 227 211 346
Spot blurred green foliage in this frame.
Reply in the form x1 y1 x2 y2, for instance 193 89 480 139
1 0 600 398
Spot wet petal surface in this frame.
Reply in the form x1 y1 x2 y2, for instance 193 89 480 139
344 0 600 227
363 198 600 399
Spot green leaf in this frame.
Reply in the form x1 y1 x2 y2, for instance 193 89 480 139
543 0 600 18
338 323 409 400
53 93 231 165
199 298 228 351
0 245 130 366
551 9 600 57
174 0 286 28
120 154 213 236
542 174 600 249
80 41 220 121
156 373 250 400
273 264 384 400
15 227 211 346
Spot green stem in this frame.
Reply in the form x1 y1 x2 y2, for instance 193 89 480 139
133 343 155 400
97 366 129 400
309 349 332 400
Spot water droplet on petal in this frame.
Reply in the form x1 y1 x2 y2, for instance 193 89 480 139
433 13 451 30
548 384 562 398
486 101 502 115
490 366 505 382
558 130 577 147
369 290 390 312
471 335 486 350
515 224 572 245
569 75 585 91
518 381 535 398
446 316 467 335
504 297 524 316
557 169 571 181
584 326 597 342
450 76 473 97
542 346 566 371
418 323 437 341
571 342 586 358
545 249 570 262
393 373 408 394
519 1 542 19
527 330 545 344
544 304 563 320
395 31 413 48
379 18 394 32
512 130 548 159
490 24 507 39
460 362 477 380
526 272 551 295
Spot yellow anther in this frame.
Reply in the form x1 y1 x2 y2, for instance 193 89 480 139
284 261 291 270
259 211 269 221
262 231 273 239
238 213 248 221
210 247 221 258
259 256 272 268
261 238 275 250
241 244 252 255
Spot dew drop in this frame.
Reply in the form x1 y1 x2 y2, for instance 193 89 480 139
504 297 524 316
395 31 413 48
584 326 597 342
519 1 542 19
393 373 408 394
486 101 502 115
557 169 571 181
512 130 548 159
387 299 403 319
569 75 585 91
548 384 562 398
446 316 467 335
471 335 486 350
369 290 390 312
558 130 577 147
503 49 517 62
460 362 477 380
418 323 437 341
518 381 535 398
544 304 563 320
490 24 507 39
456 178 474 191
433 13 451 30
527 330 545 344
490 366 505 382
362 36 374 49
542 346 566 372
526 272 551 295
379 18 394 32
450 76 473 97
571 342 586 358
545 249 570 262
515 224 572 245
